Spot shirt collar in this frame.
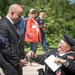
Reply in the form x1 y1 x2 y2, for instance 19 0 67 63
39 16 42 19
59 53 66 56
6 16 14 25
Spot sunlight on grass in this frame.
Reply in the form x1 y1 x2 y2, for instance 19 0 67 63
24 47 44 55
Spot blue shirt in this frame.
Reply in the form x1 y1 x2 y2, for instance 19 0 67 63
17 15 25 34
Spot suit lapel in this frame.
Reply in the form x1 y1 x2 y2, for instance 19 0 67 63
39 17 44 24
5 17 20 38
10 24 20 38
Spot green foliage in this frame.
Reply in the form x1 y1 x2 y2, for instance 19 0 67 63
0 0 75 47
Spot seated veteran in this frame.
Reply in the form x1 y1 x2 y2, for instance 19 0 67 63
28 34 75 75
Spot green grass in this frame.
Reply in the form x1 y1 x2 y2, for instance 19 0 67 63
25 47 44 55
24 46 58 54
24 45 58 56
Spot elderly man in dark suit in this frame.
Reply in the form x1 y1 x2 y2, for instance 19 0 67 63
28 34 75 75
0 4 28 75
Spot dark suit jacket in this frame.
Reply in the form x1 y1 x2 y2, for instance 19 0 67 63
37 17 45 36
0 17 25 67
0 35 5 49
37 17 44 27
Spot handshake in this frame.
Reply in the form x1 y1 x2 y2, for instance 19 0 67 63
27 51 35 58
19 51 35 67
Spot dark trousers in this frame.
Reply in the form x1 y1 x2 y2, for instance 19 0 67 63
0 52 22 75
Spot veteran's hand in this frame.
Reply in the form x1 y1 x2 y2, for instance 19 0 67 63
27 51 35 58
54 58 62 63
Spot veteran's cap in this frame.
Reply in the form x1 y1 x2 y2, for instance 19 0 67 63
63 34 75 47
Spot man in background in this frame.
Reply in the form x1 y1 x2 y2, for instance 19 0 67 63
37 11 49 52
